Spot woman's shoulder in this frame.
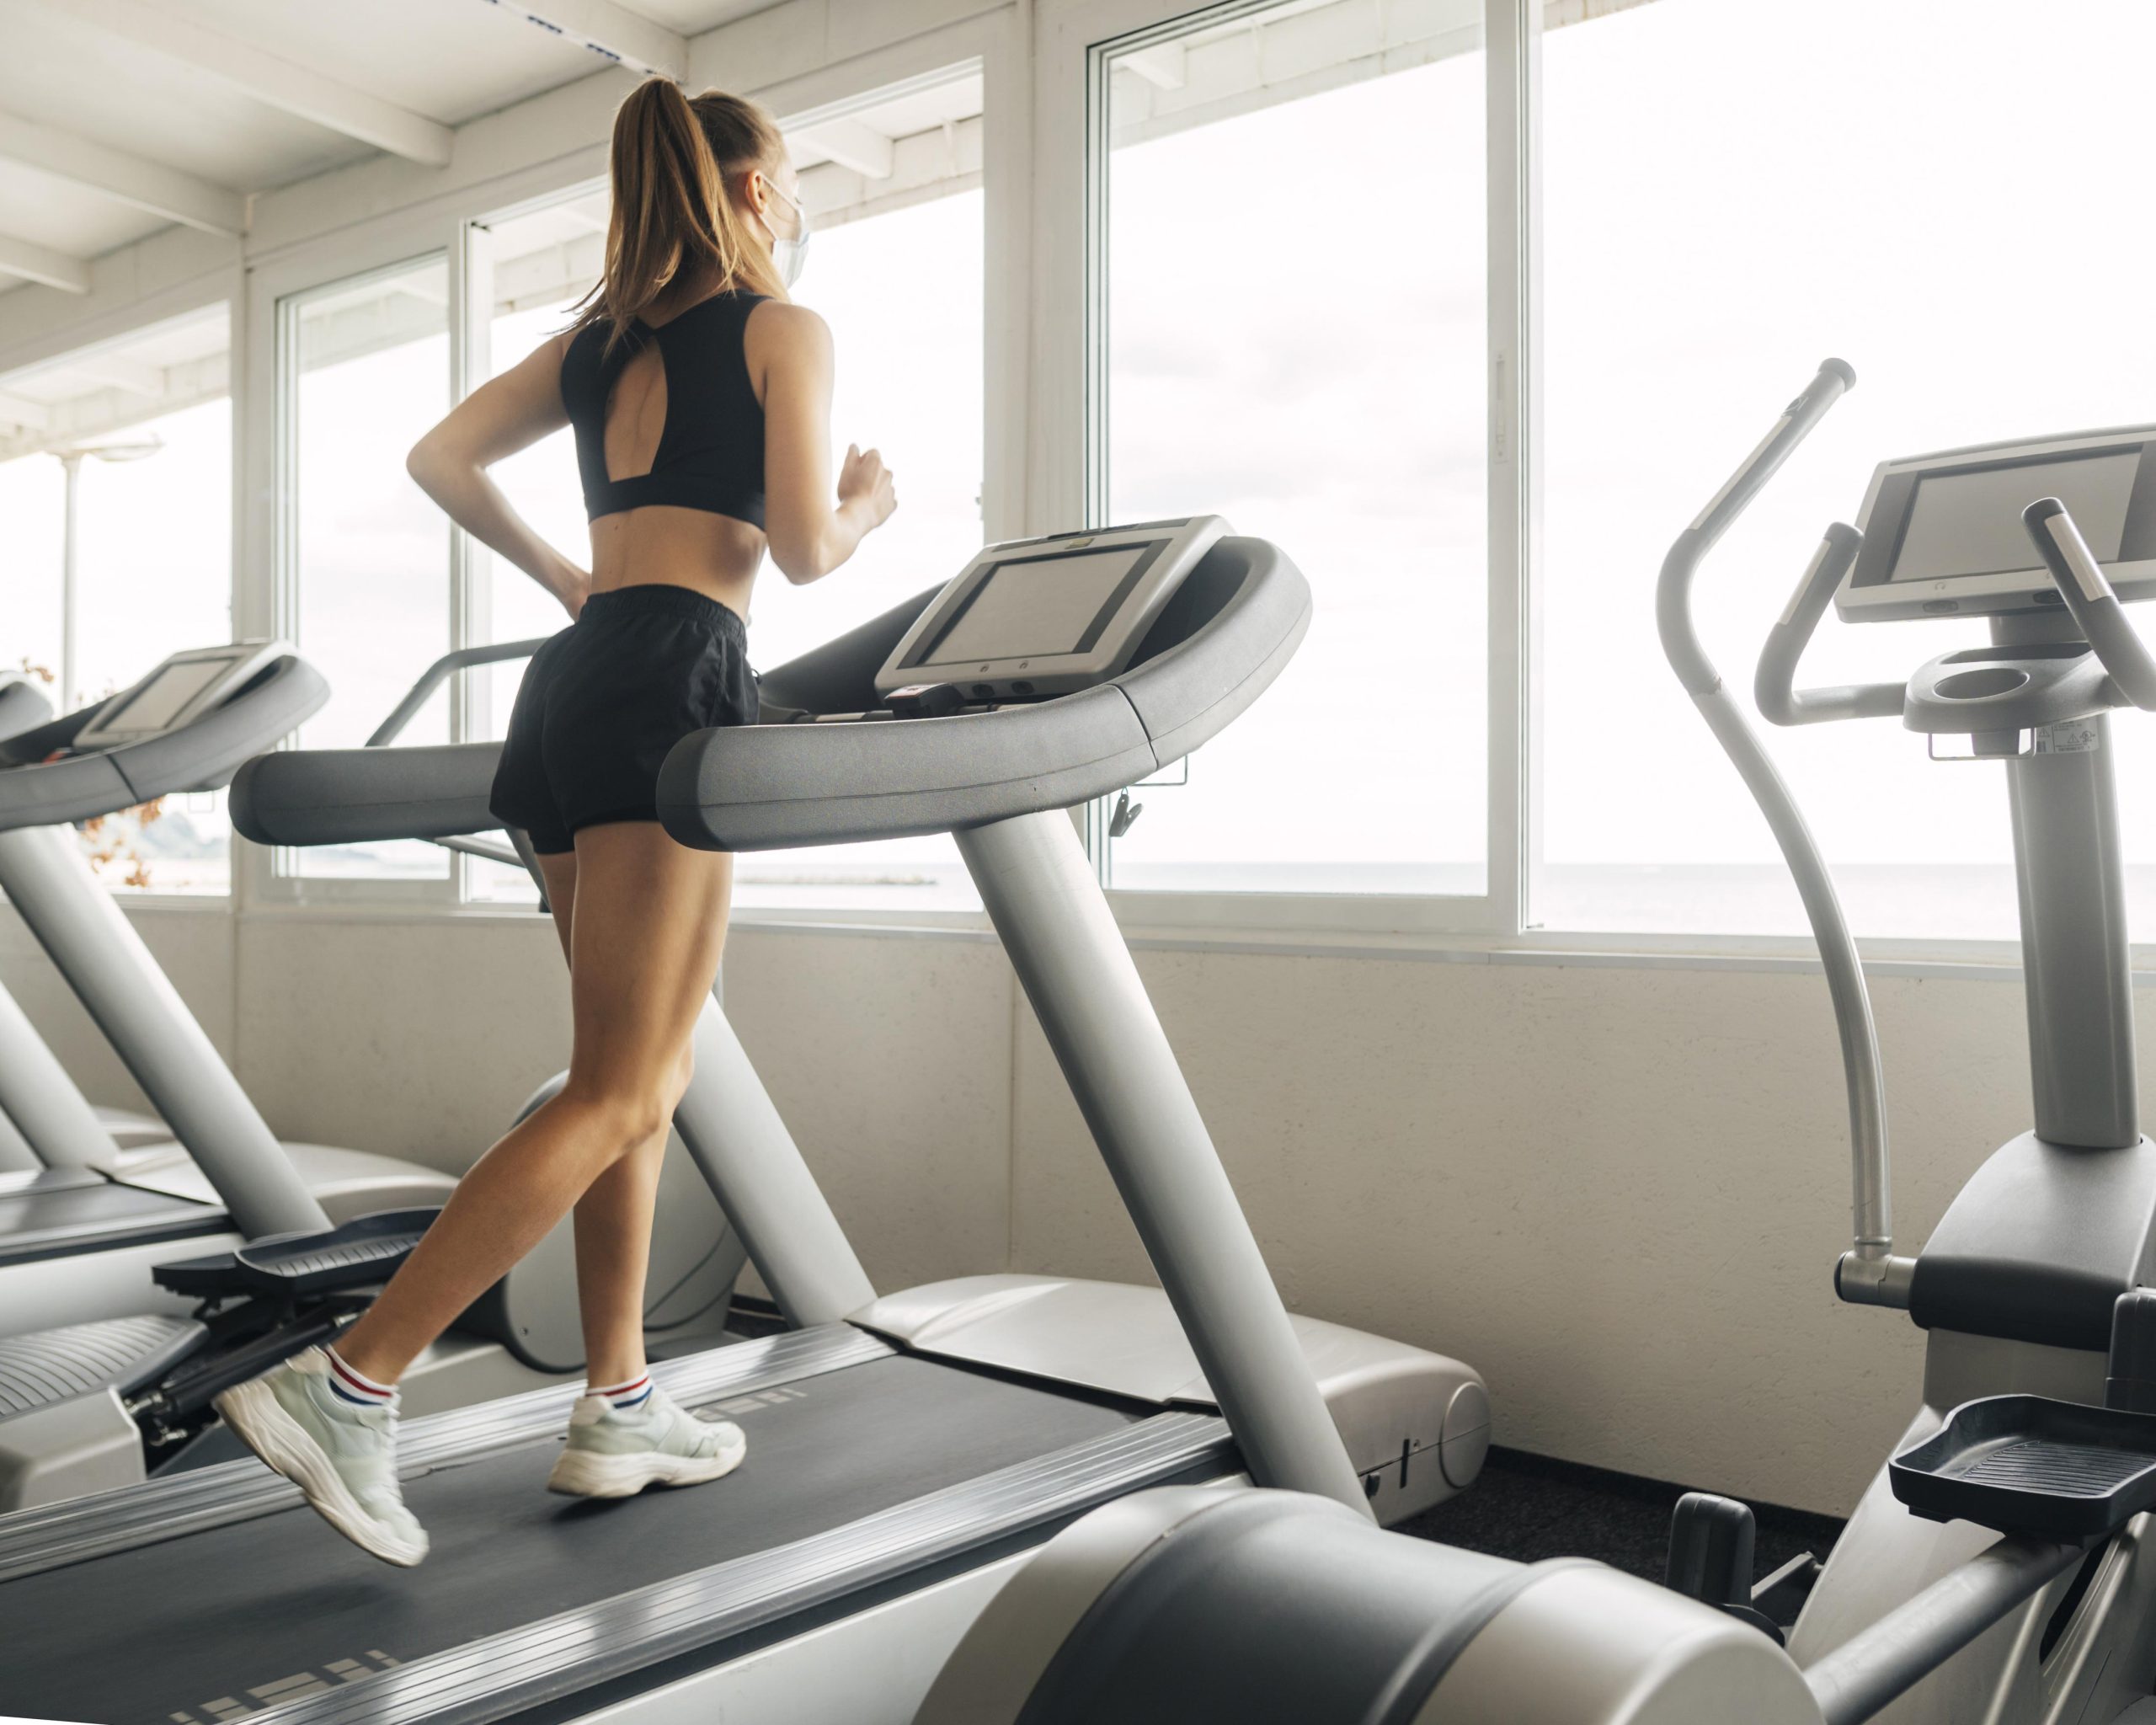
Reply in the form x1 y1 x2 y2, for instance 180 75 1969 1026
744 297 831 363
744 297 827 336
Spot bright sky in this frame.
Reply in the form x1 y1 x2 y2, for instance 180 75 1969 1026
11 0 2156 933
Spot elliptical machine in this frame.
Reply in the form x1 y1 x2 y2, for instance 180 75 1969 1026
1656 361 2156 1723
910 372 2156 1725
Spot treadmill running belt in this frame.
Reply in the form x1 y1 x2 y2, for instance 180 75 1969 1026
1 1354 1136 1725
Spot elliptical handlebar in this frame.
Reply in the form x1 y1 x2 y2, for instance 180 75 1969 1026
1657 359 1914 1311
2022 496 2156 710
1658 357 1857 698
1754 522 1906 726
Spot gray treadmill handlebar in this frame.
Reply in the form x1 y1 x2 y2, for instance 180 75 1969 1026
2024 497 2156 710
1755 523 1907 725
1657 362 1910 1309
232 741 502 846
659 537 1312 852
365 638 551 749
0 656 328 835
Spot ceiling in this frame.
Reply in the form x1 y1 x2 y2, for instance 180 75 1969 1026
0 0 787 295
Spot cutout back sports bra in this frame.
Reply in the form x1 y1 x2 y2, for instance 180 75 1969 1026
560 290 769 529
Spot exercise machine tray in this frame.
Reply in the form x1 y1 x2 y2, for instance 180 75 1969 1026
1890 1394 2156 1540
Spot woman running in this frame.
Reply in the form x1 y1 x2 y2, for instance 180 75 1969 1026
215 77 897 1566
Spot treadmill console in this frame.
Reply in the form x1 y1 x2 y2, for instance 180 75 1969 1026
876 516 1229 702
72 641 290 750
1838 430 2156 622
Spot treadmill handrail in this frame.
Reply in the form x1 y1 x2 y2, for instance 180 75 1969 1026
1657 360 1913 1309
658 536 1311 853
232 741 504 847
0 654 328 834
366 638 552 748
235 641 547 849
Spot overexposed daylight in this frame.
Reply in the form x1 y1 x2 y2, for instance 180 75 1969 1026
6 3 2156 1721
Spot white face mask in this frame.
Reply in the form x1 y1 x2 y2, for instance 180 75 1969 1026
764 182 812 289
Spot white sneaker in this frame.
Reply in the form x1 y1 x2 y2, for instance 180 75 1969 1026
214 1347 429 1567
547 1381 747 1498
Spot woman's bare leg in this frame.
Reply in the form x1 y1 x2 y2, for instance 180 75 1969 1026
333 824 732 1386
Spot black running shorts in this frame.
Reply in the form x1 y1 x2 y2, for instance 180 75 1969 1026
489 584 756 855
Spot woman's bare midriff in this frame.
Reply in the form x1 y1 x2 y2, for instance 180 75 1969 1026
588 505 764 626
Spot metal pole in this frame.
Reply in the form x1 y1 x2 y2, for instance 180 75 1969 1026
672 997 876 1327
2008 718 2137 1149
958 809 1371 1517
58 452 82 714
0 979 124 1169
0 825 328 1239
1802 1536 2082 1725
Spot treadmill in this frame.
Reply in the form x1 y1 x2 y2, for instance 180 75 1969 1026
0 644 745 1512
0 644 454 1348
0 524 1489 1725
0 674 167 1167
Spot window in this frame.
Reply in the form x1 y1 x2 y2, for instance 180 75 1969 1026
732 179 984 912
1098 1 1487 897
1538 0 2156 940
463 192 607 905
280 257 453 885
0 306 236 894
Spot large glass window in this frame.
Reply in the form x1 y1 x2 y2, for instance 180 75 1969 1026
282 257 453 885
1101 2 1487 897
0 306 236 893
734 182 982 911
1539 0 2156 940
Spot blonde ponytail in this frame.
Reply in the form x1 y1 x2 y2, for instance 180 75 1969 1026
573 78 790 350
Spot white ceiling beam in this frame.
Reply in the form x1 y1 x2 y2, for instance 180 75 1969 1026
790 118 894 180
1120 43 1188 89
478 0 688 83
56 353 163 396
0 391 49 430
38 0 453 167
0 109 245 238
0 232 89 293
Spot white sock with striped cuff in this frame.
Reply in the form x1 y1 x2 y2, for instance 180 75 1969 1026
324 1346 397 1408
589 1372 654 1412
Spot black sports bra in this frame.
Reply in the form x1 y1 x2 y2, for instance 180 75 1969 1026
560 290 769 528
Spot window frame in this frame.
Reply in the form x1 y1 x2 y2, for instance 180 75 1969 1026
233 19 1023 925
0 0 2118 969
0 281 243 907
1040 0 1536 939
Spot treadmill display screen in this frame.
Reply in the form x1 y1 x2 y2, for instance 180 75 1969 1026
1892 450 2141 582
93 656 234 734
921 547 1146 665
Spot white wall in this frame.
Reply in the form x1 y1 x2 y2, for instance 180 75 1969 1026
2 899 2107 1517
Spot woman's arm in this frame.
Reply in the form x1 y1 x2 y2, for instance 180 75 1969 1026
750 302 897 585
408 333 590 617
